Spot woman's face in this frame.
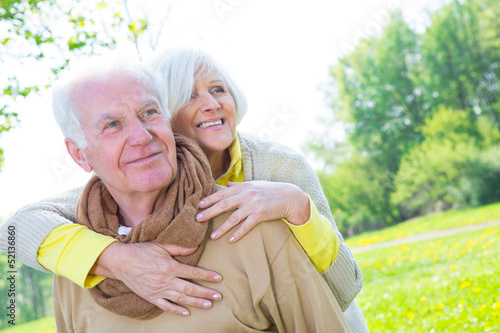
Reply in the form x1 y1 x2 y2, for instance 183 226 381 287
171 73 236 157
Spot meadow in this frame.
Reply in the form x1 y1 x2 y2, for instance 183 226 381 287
1 203 499 333
349 203 500 332
354 226 499 332
346 202 500 248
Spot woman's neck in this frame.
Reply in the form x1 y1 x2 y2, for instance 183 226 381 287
205 148 231 180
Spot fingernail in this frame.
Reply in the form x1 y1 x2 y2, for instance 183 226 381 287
214 275 222 282
196 213 203 221
198 200 204 207
228 236 235 243
210 231 218 239
213 293 222 300
203 301 212 309
182 310 190 316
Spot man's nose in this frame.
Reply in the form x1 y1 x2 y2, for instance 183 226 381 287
129 119 153 146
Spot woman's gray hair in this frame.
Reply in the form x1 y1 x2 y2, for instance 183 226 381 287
149 47 247 124
52 49 170 149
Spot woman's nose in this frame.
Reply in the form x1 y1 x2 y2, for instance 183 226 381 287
197 92 220 113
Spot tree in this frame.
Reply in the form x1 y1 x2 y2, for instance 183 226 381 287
0 0 163 171
0 1 170 326
319 154 398 236
328 11 428 174
421 0 500 126
310 0 500 234
392 107 500 218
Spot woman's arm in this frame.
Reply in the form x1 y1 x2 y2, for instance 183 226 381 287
197 133 363 311
0 187 83 271
196 179 359 310
0 187 223 315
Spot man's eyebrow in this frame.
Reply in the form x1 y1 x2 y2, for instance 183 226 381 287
141 99 160 110
97 112 120 123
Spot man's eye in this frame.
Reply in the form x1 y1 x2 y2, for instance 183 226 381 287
106 121 118 128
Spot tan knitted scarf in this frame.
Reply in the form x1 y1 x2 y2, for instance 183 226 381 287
76 134 216 320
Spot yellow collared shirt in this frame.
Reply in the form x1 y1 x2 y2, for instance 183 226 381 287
38 134 337 288
215 135 337 272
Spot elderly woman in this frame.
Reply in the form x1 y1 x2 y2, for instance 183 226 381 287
0 48 366 330
50 52 349 332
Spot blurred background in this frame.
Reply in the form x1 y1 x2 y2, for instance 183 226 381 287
0 0 499 331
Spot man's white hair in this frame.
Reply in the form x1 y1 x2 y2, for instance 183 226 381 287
149 47 247 124
52 49 170 149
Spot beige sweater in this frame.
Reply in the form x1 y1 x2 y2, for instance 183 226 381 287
0 133 362 314
238 133 362 309
53 212 351 333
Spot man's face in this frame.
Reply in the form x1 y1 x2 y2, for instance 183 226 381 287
68 76 177 198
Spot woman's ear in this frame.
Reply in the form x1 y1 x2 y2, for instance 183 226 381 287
65 138 93 173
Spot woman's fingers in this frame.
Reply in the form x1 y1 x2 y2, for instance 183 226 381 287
226 214 261 243
209 209 251 240
198 185 241 210
197 193 244 222
150 298 191 316
107 243 223 316
146 278 220 316
198 181 310 242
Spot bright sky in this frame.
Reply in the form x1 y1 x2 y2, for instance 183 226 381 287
0 0 444 219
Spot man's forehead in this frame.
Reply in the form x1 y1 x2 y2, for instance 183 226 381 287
75 78 160 116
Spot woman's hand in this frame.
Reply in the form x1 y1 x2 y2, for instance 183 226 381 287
90 242 223 316
196 181 310 242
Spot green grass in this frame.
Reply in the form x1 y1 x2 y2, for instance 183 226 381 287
2 204 499 332
0 317 55 333
345 202 500 248
355 226 500 332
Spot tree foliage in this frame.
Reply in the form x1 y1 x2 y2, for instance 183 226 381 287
0 0 159 171
393 107 500 218
310 0 500 234
0 249 54 329
0 1 166 326
328 11 428 174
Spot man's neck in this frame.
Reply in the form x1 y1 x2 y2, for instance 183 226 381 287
111 190 167 227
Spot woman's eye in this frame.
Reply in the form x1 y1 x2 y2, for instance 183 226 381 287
144 109 155 116
211 86 225 94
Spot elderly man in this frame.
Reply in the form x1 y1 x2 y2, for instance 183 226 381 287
47 52 350 332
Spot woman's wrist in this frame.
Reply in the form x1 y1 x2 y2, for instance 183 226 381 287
285 186 311 226
89 241 127 279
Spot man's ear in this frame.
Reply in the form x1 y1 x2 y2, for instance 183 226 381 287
65 138 93 173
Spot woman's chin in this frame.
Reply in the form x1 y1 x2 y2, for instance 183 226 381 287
199 134 234 154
